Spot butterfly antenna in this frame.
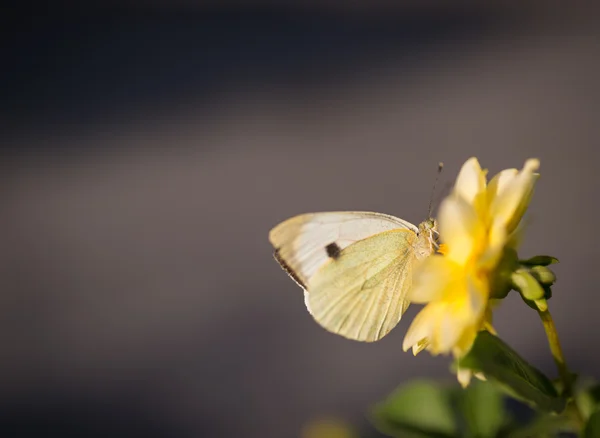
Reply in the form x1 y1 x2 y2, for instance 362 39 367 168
427 162 444 218
433 181 453 213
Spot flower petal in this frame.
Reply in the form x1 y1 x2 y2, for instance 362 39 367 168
467 272 488 314
487 168 518 206
402 305 438 352
412 338 429 355
438 196 484 265
452 277 488 356
480 221 506 269
409 256 456 303
489 159 540 233
434 301 465 353
431 273 486 355
454 157 486 205
452 325 478 357
457 367 473 388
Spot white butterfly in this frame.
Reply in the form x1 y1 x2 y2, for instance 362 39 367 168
269 212 438 342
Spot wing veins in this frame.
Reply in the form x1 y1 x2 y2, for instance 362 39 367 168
374 258 407 340
355 256 400 340
316 249 407 341
314 260 374 323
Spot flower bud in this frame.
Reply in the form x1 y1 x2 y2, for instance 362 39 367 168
511 269 545 301
529 265 556 286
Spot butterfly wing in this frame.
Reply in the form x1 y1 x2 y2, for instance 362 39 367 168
307 229 418 342
269 212 420 342
269 211 417 289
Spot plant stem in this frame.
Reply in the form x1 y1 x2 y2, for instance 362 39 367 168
538 308 585 428
538 309 571 395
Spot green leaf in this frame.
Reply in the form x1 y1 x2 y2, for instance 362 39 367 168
371 380 458 438
503 414 577 438
576 381 600 421
461 381 505 438
457 331 566 414
584 411 600 438
519 255 559 266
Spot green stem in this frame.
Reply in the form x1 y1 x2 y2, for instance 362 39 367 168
538 308 585 428
538 309 571 394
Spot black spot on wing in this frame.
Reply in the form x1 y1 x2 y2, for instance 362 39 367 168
273 249 307 289
325 242 341 259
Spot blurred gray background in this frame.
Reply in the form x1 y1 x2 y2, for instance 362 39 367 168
2 3 599 437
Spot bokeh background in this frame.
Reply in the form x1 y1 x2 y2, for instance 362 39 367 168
2 3 599 437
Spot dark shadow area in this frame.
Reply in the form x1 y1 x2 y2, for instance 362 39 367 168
0 391 185 438
4 6 526 151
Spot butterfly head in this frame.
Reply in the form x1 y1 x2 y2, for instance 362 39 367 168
418 217 438 236
417 218 439 255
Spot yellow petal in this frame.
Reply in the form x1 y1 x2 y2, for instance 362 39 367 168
488 220 507 251
506 173 539 233
480 221 506 269
457 367 473 388
489 159 540 233
454 157 486 205
467 274 487 315
452 325 478 357
475 372 487 381
409 256 456 303
402 304 439 352
434 303 465 353
412 338 429 356
438 196 484 265
487 168 518 207
432 275 486 354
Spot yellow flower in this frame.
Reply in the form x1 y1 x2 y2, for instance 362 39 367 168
301 418 357 438
402 158 540 360
402 197 489 357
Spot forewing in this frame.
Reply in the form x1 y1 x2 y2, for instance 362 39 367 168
307 229 417 342
269 212 417 288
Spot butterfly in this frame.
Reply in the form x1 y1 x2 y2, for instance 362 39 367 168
269 212 438 342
